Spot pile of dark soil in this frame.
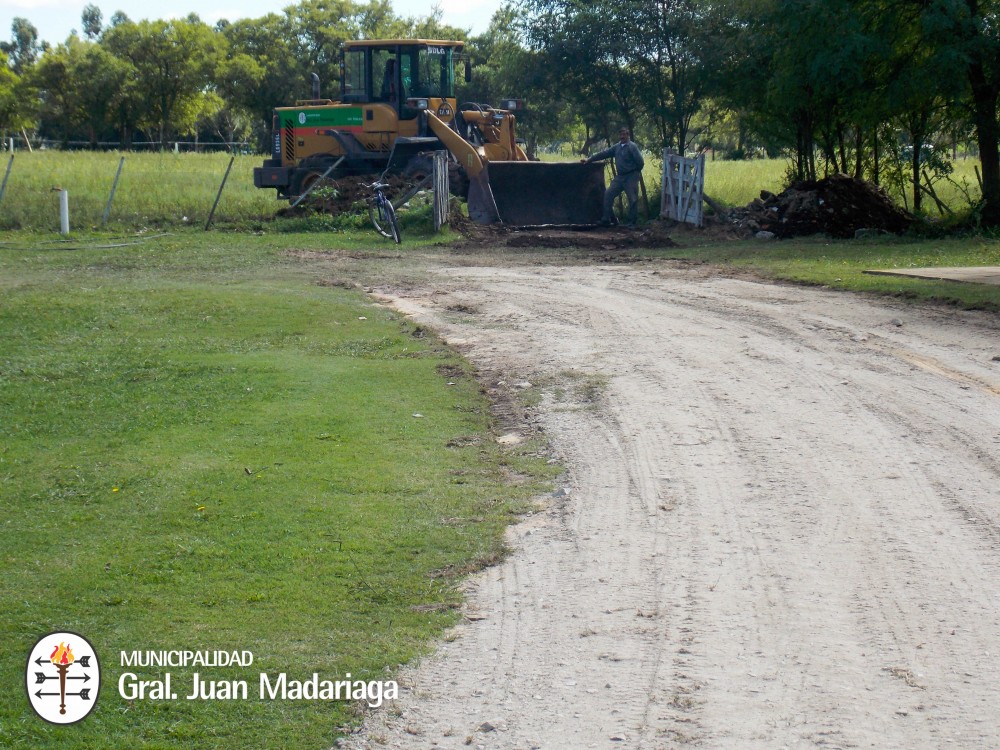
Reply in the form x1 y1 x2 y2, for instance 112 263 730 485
277 175 409 217
728 174 913 238
453 221 676 251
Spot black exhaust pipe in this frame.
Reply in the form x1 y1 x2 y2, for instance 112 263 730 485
310 73 320 99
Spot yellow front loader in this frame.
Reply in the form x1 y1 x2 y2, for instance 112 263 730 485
253 39 604 225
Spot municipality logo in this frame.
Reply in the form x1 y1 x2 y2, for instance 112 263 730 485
25 631 100 724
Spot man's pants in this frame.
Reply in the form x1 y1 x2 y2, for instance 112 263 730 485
603 172 640 224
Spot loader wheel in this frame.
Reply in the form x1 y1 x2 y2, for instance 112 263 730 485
402 156 434 185
402 155 468 198
290 169 325 198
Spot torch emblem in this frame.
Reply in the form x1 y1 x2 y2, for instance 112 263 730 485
25 632 100 724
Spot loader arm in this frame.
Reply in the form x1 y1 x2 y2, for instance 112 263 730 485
426 110 484 177
426 110 500 223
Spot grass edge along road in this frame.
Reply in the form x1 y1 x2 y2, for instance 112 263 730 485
651 232 1000 312
0 232 558 749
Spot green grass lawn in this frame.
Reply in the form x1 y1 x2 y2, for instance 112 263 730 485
0 231 556 749
2 220 998 748
655 233 1000 311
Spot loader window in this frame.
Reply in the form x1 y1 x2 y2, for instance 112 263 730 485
342 47 368 102
399 46 454 100
373 49 398 103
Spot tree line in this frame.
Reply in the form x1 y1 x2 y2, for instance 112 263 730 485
2 0 999 224
0 1 469 151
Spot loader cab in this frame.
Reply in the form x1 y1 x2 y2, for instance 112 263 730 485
340 40 462 120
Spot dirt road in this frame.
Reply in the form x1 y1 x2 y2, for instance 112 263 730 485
346 262 1000 749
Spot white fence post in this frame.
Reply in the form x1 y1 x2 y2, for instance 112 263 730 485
59 190 70 234
660 150 705 227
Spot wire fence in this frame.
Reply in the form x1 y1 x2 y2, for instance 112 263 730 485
2 135 255 155
0 151 275 231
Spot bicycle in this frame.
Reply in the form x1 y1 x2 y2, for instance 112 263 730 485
367 180 401 244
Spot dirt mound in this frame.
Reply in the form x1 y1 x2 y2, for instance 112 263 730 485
729 174 913 238
277 175 409 216
453 220 676 251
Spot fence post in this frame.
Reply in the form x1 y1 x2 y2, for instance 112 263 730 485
102 156 126 225
205 156 235 230
433 151 450 232
0 155 13 207
58 190 70 234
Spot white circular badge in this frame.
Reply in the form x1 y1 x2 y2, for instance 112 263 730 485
25 631 101 724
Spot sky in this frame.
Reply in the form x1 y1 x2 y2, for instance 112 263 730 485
1 0 502 49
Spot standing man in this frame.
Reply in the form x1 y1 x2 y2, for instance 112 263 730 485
583 127 645 226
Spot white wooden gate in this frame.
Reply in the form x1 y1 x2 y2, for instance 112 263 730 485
660 150 705 226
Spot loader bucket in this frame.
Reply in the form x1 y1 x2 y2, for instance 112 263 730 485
467 168 501 224
468 161 606 226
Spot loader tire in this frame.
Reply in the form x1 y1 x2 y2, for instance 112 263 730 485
402 155 434 183
290 169 325 198
403 155 468 198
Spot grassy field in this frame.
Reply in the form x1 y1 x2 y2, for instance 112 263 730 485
662 154 984 212
0 231 557 749
0 151 987 232
0 152 279 231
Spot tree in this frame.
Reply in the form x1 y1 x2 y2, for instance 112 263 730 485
514 0 721 153
210 52 264 146
0 50 34 136
517 0 645 146
2 18 41 75
82 5 103 40
223 13 309 150
404 6 469 41
30 37 133 146
911 0 1000 224
633 0 719 153
102 18 225 147
28 43 75 144
462 6 572 154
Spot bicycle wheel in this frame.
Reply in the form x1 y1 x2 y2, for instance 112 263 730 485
368 196 400 242
384 199 401 244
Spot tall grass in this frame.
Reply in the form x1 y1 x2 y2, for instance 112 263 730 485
699 157 787 206
695 156 984 213
646 154 984 211
0 150 987 232
0 151 277 231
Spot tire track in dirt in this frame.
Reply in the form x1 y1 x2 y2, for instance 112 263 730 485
347 265 1000 749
